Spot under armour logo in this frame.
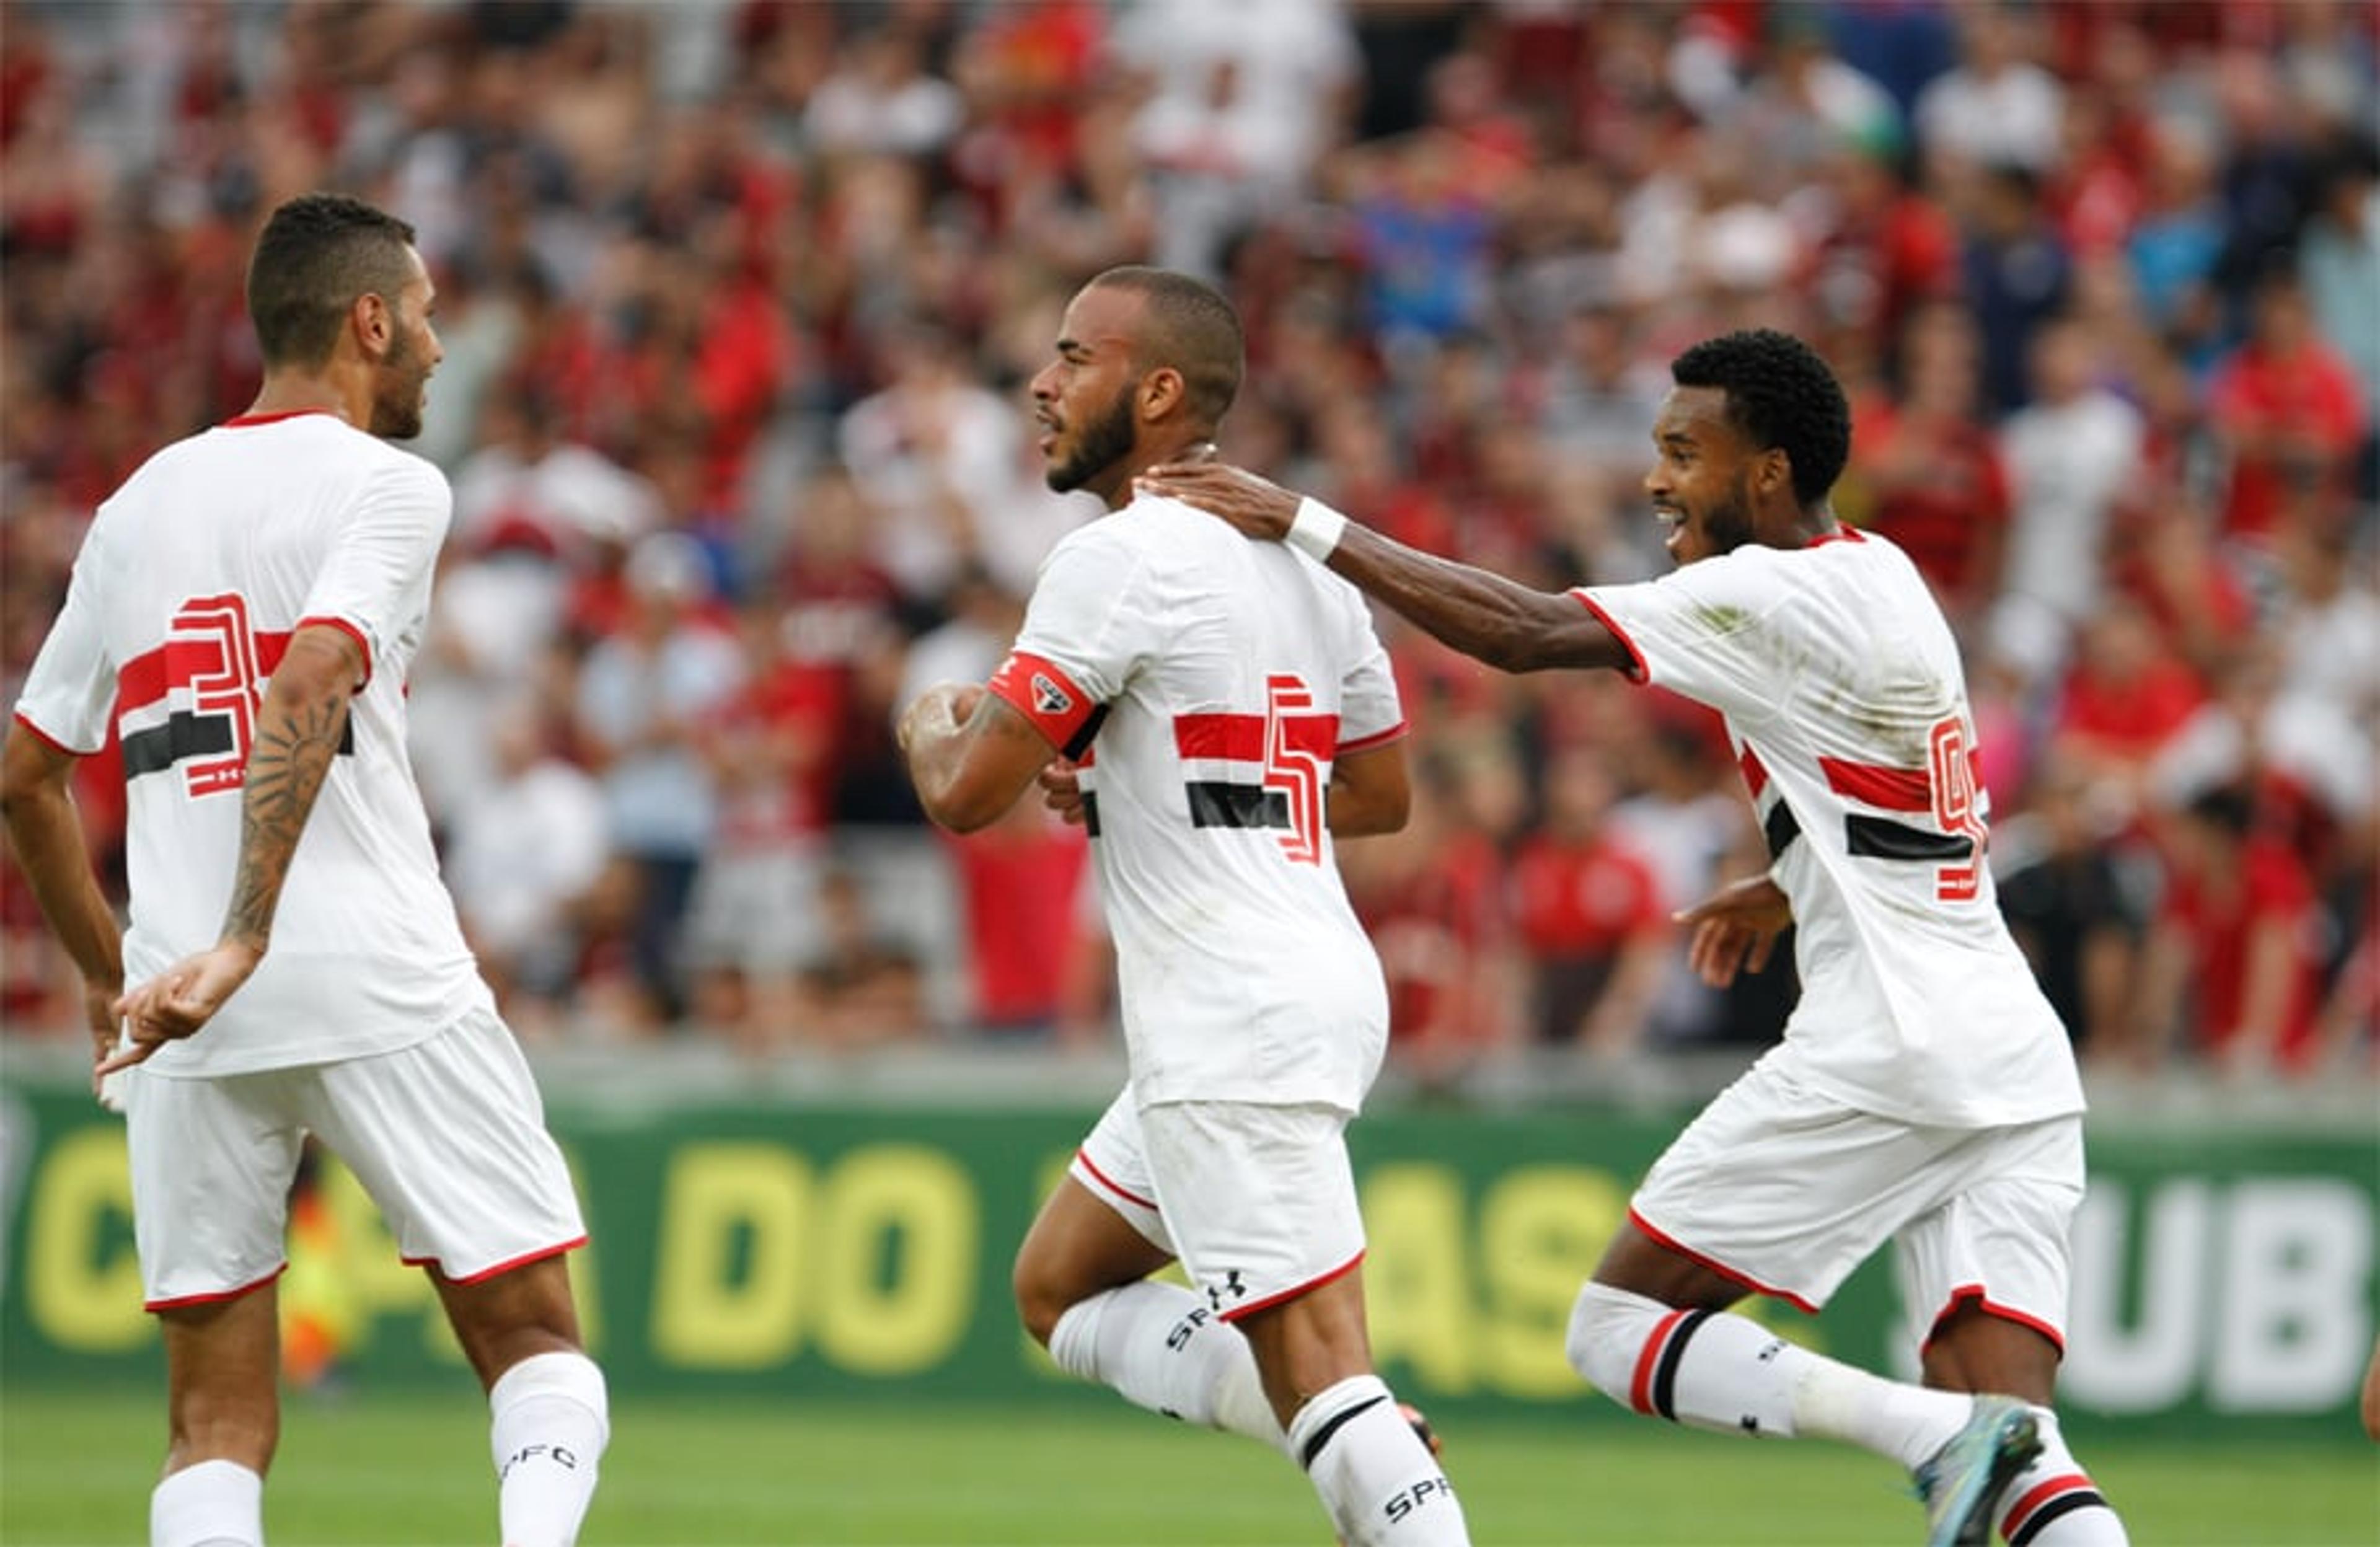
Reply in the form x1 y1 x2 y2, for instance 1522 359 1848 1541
1205 1269 1248 1311
1031 672 1073 715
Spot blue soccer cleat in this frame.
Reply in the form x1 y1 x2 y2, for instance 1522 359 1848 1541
1913 1395 2042 1547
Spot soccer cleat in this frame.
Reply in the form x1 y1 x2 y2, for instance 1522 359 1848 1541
1913 1395 2042 1547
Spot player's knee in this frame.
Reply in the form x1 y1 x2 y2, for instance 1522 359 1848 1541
1566 1280 1664 1399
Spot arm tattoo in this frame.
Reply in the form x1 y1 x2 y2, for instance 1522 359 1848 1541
221 682 351 951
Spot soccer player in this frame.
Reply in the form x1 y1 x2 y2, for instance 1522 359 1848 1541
1142 328 2130 1547
1 194 606 1547
896 267 1468 1546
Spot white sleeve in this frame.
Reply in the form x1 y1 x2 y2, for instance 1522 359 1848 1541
1010 528 1156 705
298 457 451 687
13 519 117 754
1335 590 1406 752
1574 551 1792 722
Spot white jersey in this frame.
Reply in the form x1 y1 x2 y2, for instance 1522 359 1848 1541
986 495 1406 1111
1578 527 2084 1127
13 410 493 1075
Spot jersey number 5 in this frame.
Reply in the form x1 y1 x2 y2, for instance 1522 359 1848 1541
1264 674 1329 866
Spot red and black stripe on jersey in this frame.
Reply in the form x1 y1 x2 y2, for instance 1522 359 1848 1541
1745 748 1982 868
115 602 358 792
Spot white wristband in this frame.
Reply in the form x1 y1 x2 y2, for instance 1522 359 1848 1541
1285 497 1347 562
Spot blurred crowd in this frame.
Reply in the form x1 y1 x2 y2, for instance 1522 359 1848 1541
2 1 2374 1087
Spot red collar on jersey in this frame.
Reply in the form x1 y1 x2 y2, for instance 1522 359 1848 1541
221 408 341 428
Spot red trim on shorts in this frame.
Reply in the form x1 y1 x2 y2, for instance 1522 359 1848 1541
1926 1282 2065 1355
1628 1207 1822 1314
1216 1248 1365 1323
222 408 338 428
1336 721 1409 756
402 1235 586 1285
2001 1473 2092 1538
1569 592 1647 682
1629 1308 1691 1415
294 615 375 691
10 711 86 759
146 1262 288 1312
1073 1150 1158 1212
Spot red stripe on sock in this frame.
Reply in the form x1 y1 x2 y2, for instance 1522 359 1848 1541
2002 1473 2092 1536
1628 1310 1689 1416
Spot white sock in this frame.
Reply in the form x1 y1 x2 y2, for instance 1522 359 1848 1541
151 1458 263 1547
1047 1281 1284 1449
1991 1407 2128 1545
1288 1374 1468 1545
1567 1282 1970 1469
488 1350 609 1547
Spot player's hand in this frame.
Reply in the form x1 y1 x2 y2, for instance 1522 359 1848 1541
106 941 265 1073
1135 462 1300 541
896 682 985 756
1677 876 1793 989
1038 759 1086 824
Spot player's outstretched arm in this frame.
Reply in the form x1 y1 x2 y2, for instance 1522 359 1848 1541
111 624 361 1065
899 683 1056 834
0 721 126 1094
1139 462 1634 676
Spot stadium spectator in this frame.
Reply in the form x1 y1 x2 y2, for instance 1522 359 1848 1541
2 193 604 1547
1914 3 2065 178
2202 266 2369 545
572 529 744 1029
1509 743 1670 1056
2138 783 2327 1080
1847 301 2009 637
1147 326 2129 1546
445 701 611 1040
899 268 1464 1544
1989 316 2146 690
1994 760 2150 1070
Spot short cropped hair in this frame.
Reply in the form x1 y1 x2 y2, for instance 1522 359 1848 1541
247 194 420 368
1671 328 1851 508
1086 266 1245 426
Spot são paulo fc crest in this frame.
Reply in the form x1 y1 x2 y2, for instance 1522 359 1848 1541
1031 672 1073 716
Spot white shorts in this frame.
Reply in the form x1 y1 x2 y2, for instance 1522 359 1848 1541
123 1005 586 1309
1629 1060 2084 1350
1069 1091 1365 1321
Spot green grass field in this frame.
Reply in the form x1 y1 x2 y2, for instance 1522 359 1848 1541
3 1387 2372 1546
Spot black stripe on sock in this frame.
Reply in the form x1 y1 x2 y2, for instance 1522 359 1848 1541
1298 1394 1389 1470
2009 1491 2107 1547
1649 1309 1713 1422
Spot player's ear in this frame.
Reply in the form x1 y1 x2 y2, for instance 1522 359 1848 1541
1139 366 1186 423
351 291 394 359
1756 446 1791 497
